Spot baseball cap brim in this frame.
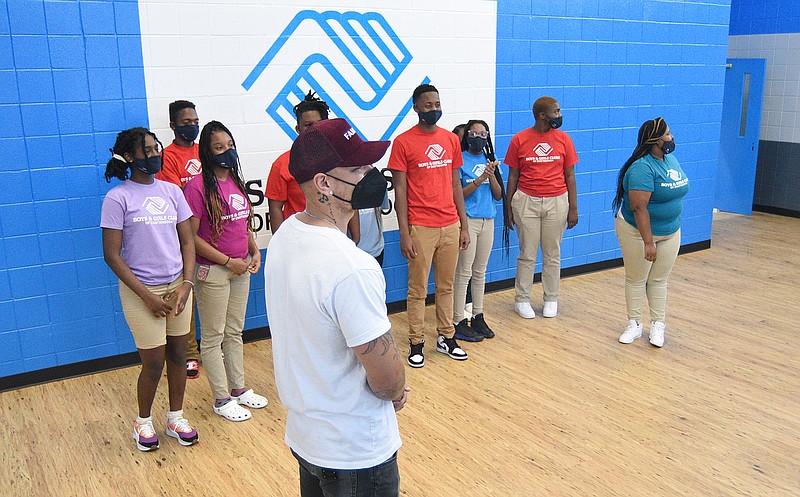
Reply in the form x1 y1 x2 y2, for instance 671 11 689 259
339 139 391 168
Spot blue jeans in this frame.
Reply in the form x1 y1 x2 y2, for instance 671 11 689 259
292 450 400 497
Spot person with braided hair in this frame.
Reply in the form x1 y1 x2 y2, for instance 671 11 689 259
452 120 506 342
183 121 268 421
614 118 688 348
101 127 199 451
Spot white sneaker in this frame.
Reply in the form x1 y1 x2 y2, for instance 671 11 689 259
618 320 643 344
514 302 536 319
542 301 558 318
649 321 666 347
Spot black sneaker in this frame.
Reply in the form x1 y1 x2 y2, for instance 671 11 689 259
436 335 468 361
453 318 483 342
470 313 495 339
408 341 425 368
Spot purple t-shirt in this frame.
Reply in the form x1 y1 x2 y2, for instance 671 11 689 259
100 179 193 285
183 175 250 265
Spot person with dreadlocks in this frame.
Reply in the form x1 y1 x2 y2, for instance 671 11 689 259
614 118 688 348
452 120 506 342
101 127 199 451
505 96 579 320
156 100 203 380
183 121 268 421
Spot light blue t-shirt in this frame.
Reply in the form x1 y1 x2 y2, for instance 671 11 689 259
460 151 501 219
621 153 689 236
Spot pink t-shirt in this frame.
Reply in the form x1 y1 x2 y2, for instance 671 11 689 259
100 179 193 285
183 175 251 265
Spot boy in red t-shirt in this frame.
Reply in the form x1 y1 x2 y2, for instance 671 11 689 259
504 96 579 320
156 100 203 379
266 91 360 237
157 100 201 188
388 84 470 368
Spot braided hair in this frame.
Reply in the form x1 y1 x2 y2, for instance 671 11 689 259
293 90 330 121
198 121 254 243
104 127 162 182
611 117 669 213
459 119 511 255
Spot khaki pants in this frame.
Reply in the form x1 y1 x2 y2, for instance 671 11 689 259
195 263 250 400
511 191 568 304
407 222 460 344
454 217 494 322
119 277 192 350
615 215 680 323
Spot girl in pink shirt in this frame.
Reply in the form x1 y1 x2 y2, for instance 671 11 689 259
184 121 267 422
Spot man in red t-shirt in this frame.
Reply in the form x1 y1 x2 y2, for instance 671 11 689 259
388 84 470 368
504 96 579 320
155 100 203 378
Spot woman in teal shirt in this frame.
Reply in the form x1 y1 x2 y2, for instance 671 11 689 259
612 118 689 348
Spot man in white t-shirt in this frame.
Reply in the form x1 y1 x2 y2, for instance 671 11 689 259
264 118 409 497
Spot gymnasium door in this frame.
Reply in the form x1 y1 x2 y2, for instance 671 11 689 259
716 58 766 215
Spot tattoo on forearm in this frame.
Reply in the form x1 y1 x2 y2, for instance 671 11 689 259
362 332 397 358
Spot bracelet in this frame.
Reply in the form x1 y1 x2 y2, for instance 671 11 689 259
224 256 231 266
182 280 194 288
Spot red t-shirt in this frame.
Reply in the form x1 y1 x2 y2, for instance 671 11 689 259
387 126 462 228
157 142 201 188
264 150 306 219
503 128 578 197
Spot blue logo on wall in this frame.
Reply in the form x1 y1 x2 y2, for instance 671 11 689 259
242 10 429 141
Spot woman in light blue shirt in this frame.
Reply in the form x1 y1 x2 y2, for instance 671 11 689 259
453 120 506 342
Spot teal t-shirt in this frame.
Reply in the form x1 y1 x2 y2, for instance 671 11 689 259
621 154 689 236
460 151 500 219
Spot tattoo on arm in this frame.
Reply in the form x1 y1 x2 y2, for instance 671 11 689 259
361 331 398 359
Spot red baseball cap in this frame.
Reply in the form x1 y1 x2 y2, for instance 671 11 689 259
289 118 390 184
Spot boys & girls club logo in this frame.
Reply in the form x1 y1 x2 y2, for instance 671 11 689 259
241 10 430 142
143 197 168 215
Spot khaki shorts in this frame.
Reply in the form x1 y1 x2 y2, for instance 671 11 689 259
119 277 192 350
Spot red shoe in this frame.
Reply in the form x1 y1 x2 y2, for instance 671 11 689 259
186 360 200 379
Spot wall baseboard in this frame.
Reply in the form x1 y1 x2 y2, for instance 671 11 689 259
1 240 710 393
753 204 800 219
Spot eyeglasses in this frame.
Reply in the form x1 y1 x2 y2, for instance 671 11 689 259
467 130 489 138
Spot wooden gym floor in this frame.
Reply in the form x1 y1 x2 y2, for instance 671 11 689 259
2 212 798 496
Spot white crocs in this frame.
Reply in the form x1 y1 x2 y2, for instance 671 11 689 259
233 389 268 409
213 400 252 422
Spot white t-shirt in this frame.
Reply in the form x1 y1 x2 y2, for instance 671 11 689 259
264 215 401 469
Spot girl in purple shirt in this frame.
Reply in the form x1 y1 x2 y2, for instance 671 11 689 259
101 127 199 451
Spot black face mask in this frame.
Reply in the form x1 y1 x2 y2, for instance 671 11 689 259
327 168 388 209
213 149 239 169
467 137 487 152
134 156 162 175
418 109 442 126
661 139 676 155
176 124 199 142
548 115 563 129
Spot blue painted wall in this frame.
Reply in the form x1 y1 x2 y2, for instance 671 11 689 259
0 0 732 379
729 0 800 35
